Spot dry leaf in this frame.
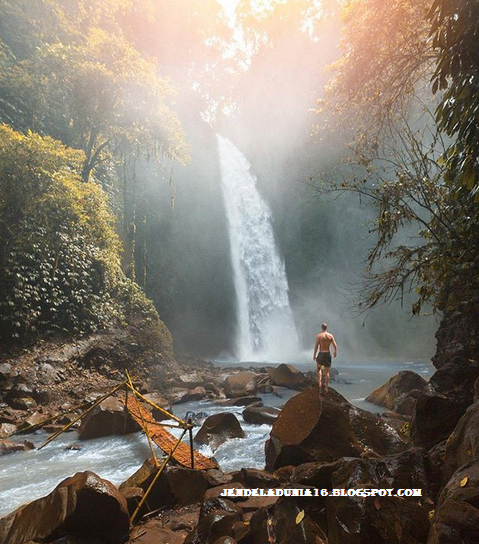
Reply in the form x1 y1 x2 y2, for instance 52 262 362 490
374 498 381 510
296 510 305 524
460 477 468 487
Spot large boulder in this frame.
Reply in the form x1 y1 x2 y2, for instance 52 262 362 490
0 471 129 544
441 400 479 484
242 406 280 425
428 460 479 544
195 413 245 451
78 397 140 440
412 311 479 449
366 371 426 415
291 448 432 498
120 458 209 511
265 387 407 471
265 364 311 391
223 373 258 399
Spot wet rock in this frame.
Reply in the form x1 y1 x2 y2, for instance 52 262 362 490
223 373 258 399
174 387 207 404
120 486 144 517
442 400 479 484
204 484 245 502
206 469 234 487
265 387 407 470
0 439 34 455
129 523 184 544
0 471 129 544
140 392 171 421
184 511 240 544
0 363 15 380
35 362 59 385
411 310 479 450
8 396 37 411
266 364 311 391
216 397 262 408
232 468 279 489
78 397 140 440
411 385 469 449
213 538 237 544
428 460 479 544
120 459 209 510
242 406 280 425
195 413 245 451
0 423 17 438
200 498 243 521
366 371 426 415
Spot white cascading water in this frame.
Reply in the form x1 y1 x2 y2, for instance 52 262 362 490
217 135 299 361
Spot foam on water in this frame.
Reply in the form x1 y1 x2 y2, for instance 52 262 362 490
0 360 433 517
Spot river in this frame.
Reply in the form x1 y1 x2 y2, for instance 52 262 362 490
0 358 432 517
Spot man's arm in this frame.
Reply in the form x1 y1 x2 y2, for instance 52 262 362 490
313 336 320 361
331 335 338 357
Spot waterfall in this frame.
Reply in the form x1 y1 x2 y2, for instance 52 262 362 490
217 135 299 361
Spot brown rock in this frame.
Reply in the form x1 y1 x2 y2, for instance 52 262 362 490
442 400 479 484
120 460 209 511
120 486 144 517
216 397 262 408
206 469 234 487
265 387 407 470
184 511 240 544
242 406 279 425
366 371 427 415
266 364 311 391
428 460 479 544
223 373 258 399
0 423 17 438
204 484 245 502
0 439 34 455
411 386 469 449
78 397 140 440
0 471 129 544
142 392 171 422
195 413 245 451
213 538 237 544
174 387 207 404
200 498 243 521
232 468 279 489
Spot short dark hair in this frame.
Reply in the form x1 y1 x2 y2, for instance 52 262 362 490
321 323 328 331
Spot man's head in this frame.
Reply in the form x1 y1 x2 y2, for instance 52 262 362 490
321 323 328 331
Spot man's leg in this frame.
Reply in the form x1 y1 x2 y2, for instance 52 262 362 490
317 364 322 391
324 367 330 393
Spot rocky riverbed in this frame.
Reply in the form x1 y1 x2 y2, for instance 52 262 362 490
1 310 479 543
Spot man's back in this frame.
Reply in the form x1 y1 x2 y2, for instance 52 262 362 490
317 331 334 352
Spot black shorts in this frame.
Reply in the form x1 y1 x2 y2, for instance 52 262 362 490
316 352 332 368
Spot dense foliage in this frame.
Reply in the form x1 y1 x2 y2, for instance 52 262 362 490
315 0 479 315
0 0 189 343
0 125 157 341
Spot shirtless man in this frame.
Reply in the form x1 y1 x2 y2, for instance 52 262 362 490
312 323 338 393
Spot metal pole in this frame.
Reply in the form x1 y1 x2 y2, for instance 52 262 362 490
123 384 129 435
187 418 195 469
130 428 188 525
38 380 128 450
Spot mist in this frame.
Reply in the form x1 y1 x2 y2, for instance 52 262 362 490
125 1 438 362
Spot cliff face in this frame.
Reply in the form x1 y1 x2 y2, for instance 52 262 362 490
432 310 479 371
411 310 479 448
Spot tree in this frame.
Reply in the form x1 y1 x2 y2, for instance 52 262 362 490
314 0 479 315
429 0 479 198
0 124 157 341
